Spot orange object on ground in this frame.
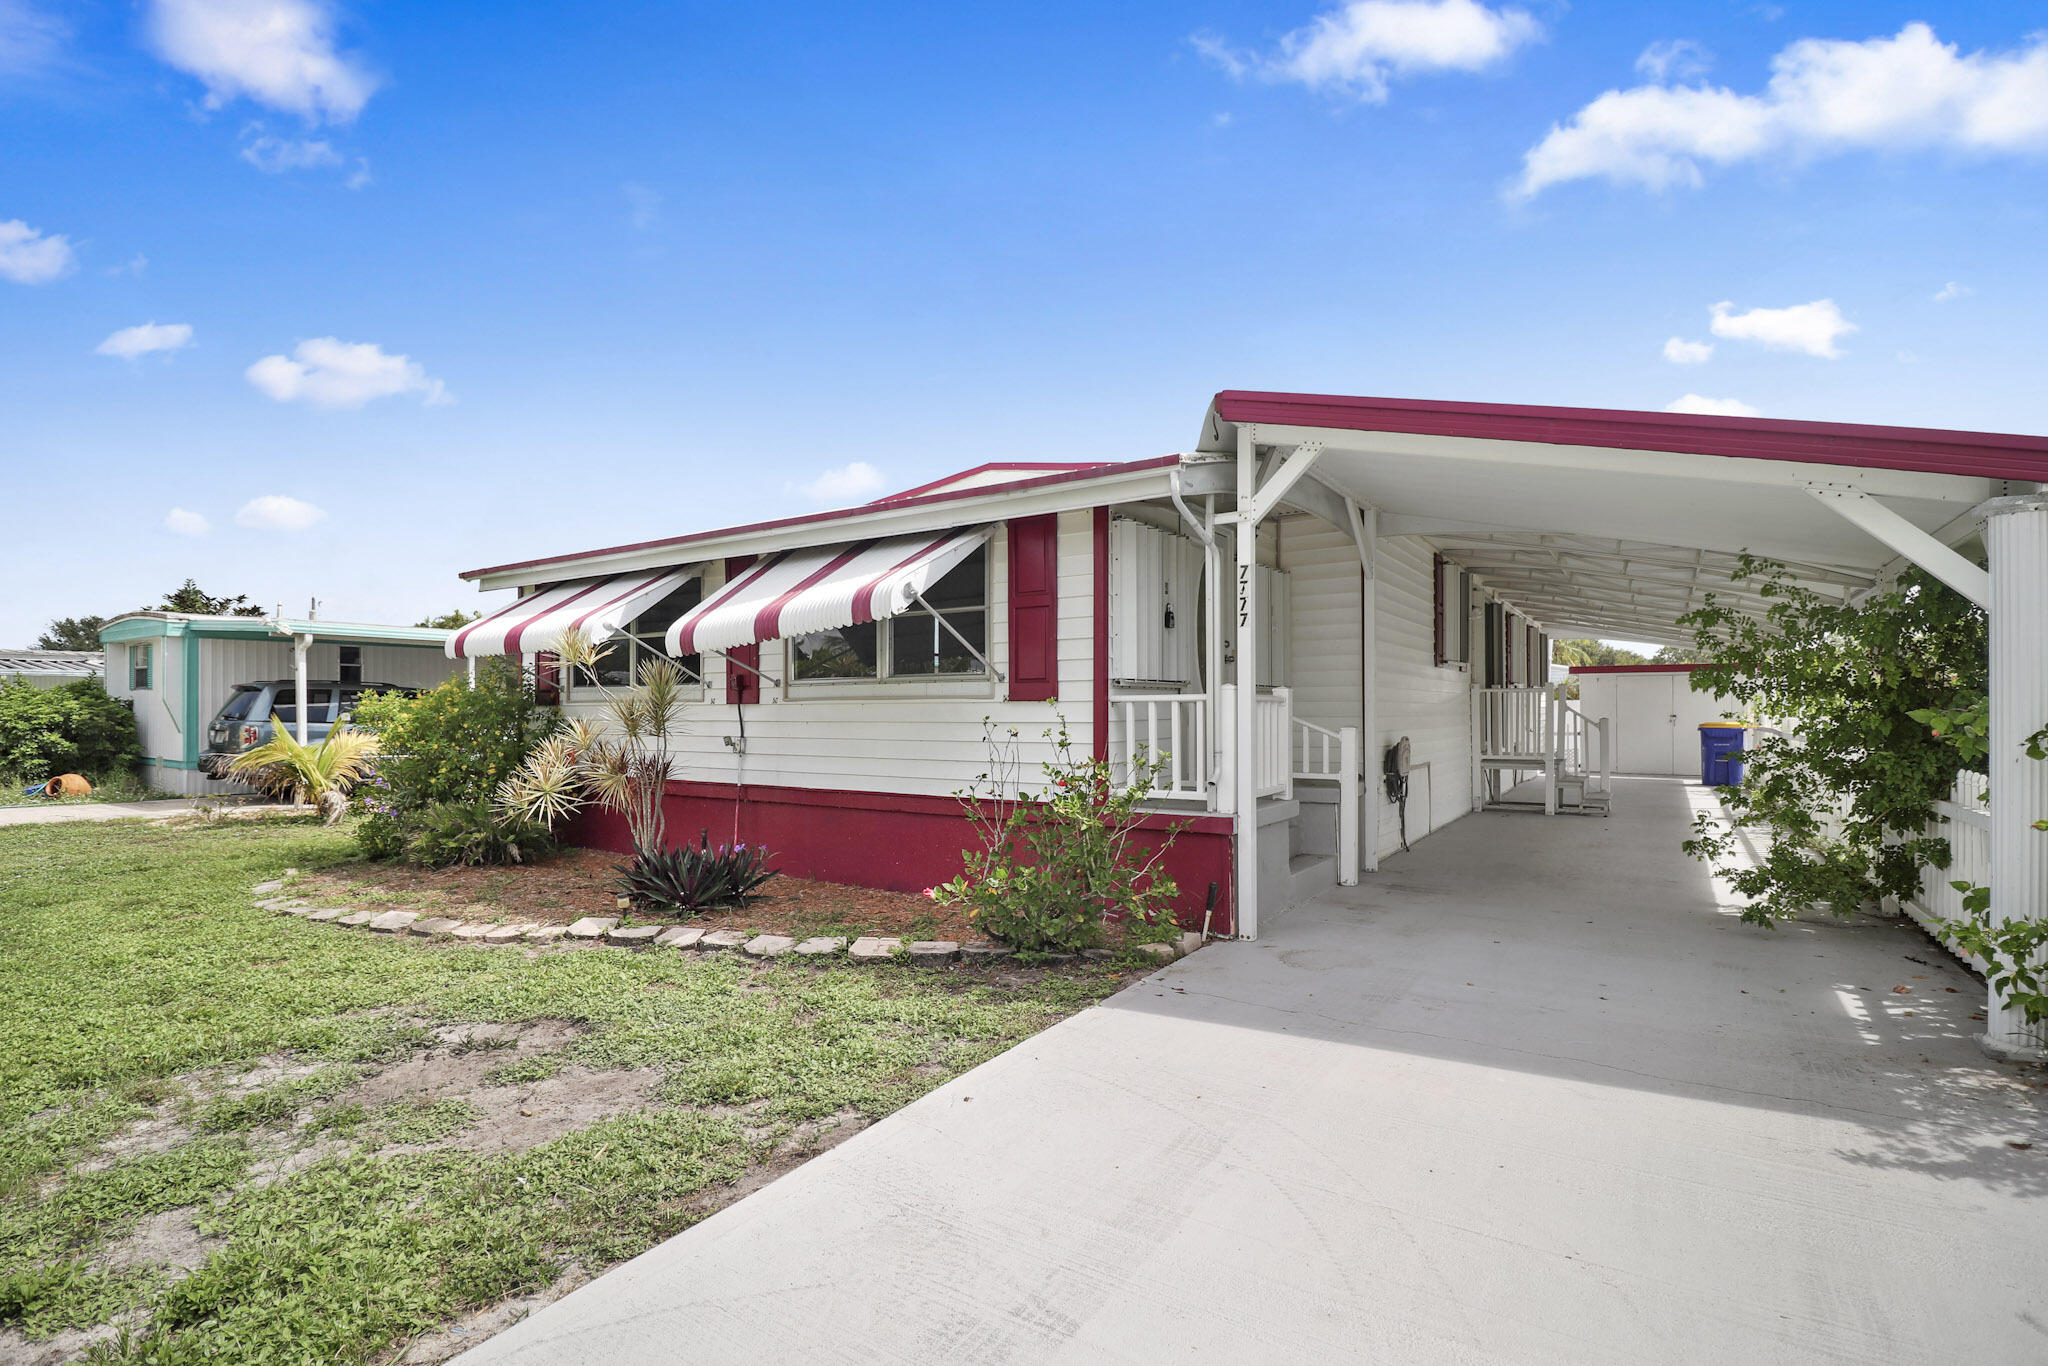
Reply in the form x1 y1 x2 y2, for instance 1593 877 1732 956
43 774 92 797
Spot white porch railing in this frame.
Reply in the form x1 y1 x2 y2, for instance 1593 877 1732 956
1292 716 1361 885
1110 692 1208 801
1473 684 1611 814
1213 685 1292 811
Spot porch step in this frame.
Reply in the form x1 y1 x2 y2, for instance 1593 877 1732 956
1287 852 1338 905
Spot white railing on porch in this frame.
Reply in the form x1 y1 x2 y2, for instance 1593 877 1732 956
1110 692 1209 801
1291 716 1361 885
1213 685 1292 811
1473 684 1611 814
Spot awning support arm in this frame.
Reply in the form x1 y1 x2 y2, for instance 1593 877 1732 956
910 590 1006 681
1805 486 1990 609
715 649 782 690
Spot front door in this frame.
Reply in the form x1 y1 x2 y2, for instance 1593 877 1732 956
1613 673 1679 774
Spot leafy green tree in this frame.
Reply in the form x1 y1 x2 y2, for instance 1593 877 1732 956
34 616 106 650
415 610 481 629
156 581 266 616
1678 558 1985 925
1651 645 1711 664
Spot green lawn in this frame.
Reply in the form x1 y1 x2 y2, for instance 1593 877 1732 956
0 818 1129 1363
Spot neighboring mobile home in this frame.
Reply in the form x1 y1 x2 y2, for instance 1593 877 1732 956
99 613 461 795
0 649 103 689
452 391 2048 1056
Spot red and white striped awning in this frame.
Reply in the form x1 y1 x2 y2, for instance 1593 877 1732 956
667 527 989 657
448 565 700 659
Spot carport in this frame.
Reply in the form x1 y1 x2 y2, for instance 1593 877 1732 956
1198 393 2048 1059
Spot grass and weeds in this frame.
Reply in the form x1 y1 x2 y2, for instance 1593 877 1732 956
0 817 1135 1362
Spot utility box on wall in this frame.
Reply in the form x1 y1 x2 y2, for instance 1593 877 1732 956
1109 519 1204 687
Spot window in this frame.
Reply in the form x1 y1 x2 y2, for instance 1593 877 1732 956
128 643 151 690
218 686 259 722
568 577 703 695
338 645 363 685
268 688 333 724
1433 555 1471 667
789 545 989 685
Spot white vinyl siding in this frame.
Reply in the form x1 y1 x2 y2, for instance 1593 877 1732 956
569 509 1098 800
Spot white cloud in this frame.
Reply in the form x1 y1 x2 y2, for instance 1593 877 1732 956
0 0 66 74
235 494 326 531
1933 280 1971 302
96 322 195 358
0 218 75 284
1514 23 2048 197
624 182 662 230
1662 336 1713 364
1709 298 1854 358
239 130 342 172
146 0 377 123
345 157 371 189
164 507 212 536
794 462 887 503
1199 0 1541 103
1665 394 1762 417
1636 39 1710 83
105 253 149 277
246 337 450 408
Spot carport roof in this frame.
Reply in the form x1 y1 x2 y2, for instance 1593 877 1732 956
1203 391 2046 647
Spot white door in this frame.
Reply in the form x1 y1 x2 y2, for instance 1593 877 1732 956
1613 674 1680 774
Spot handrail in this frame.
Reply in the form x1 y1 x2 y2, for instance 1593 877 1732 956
1111 692 1207 802
1289 715 1360 885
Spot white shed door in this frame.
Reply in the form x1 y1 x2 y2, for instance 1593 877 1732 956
1613 673 1681 774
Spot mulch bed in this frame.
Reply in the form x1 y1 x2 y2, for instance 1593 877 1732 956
303 847 980 940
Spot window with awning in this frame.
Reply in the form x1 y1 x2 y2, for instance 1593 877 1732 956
448 565 701 660
666 528 993 676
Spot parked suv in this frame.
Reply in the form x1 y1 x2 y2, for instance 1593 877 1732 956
197 680 417 779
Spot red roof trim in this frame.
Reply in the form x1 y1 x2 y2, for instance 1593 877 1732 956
1212 391 2048 483
462 456 1178 582
1569 663 1716 674
871 462 1101 504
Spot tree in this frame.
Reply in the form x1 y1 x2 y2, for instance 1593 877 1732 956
156 580 266 616
1550 638 1648 668
35 616 106 650
1651 645 1711 664
416 610 482 630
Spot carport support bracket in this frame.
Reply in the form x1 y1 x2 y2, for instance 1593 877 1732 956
1805 487 1990 609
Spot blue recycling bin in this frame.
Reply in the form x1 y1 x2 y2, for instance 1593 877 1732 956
1699 723 1746 786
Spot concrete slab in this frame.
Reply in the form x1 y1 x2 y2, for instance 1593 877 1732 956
455 779 2046 1366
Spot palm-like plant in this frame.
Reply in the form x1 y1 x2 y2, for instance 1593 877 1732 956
227 717 381 821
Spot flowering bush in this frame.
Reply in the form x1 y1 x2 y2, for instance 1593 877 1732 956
929 715 1180 954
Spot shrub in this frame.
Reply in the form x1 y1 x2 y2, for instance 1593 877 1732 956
348 663 560 860
617 830 776 914
931 716 1180 954
226 721 378 819
401 800 557 868
0 679 142 782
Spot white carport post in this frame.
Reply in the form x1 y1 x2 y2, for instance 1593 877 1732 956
1981 494 2048 1062
1233 427 1261 940
292 633 312 744
1345 498 1380 875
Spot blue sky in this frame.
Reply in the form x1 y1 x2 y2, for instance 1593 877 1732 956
3 1 2045 644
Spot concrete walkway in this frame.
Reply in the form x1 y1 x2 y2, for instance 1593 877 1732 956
457 778 2047 1365
0 798 204 826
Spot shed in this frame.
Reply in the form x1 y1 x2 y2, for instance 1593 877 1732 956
97 613 461 795
1568 664 1736 776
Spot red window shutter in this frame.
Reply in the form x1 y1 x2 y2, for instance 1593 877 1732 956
533 653 560 705
724 556 760 705
1007 515 1059 702
1432 552 1447 666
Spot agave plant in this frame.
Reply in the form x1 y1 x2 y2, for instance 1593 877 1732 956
618 829 777 914
227 718 380 821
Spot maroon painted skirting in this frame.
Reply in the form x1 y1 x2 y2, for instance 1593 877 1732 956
569 779 1236 935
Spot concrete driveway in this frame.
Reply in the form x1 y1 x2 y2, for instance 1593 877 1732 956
457 778 2046 1365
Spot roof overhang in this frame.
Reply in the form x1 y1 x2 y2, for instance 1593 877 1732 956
97 613 453 648
461 456 1196 592
1206 391 2045 644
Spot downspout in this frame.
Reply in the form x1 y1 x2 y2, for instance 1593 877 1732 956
293 633 312 744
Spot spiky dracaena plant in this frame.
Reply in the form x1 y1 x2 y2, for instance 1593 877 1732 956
497 628 689 855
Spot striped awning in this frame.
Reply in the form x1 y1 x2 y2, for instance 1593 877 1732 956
448 565 700 659
668 527 989 657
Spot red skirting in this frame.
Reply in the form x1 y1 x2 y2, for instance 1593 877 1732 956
568 779 1236 935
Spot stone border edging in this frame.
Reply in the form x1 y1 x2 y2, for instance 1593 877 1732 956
251 879 1205 967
